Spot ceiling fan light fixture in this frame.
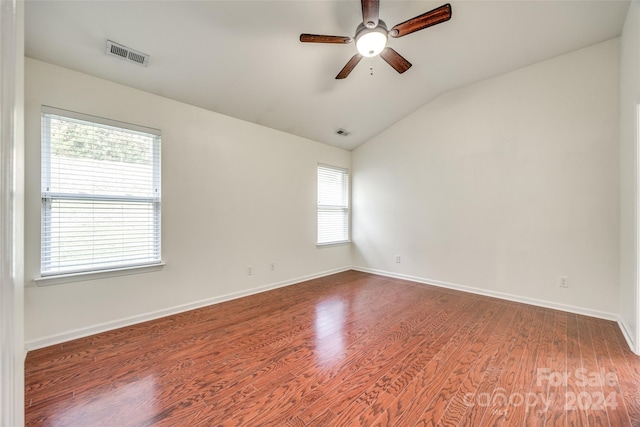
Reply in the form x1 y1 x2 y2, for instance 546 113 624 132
355 22 388 57
299 2 452 79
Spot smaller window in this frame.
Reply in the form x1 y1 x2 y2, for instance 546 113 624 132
317 164 350 245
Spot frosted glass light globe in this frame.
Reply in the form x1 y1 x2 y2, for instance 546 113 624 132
356 30 387 57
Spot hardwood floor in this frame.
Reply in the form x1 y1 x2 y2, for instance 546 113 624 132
25 271 640 426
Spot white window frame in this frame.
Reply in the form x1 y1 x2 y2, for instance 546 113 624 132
317 163 350 245
39 106 162 279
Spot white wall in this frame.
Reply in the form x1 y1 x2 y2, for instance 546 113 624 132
352 39 620 318
619 0 640 352
23 34 629 350
24 58 351 347
1 0 25 424
15 2 25 422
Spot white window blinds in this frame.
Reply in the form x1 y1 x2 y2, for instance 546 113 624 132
41 107 161 276
317 164 349 245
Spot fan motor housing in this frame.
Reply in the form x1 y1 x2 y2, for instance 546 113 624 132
355 20 387 40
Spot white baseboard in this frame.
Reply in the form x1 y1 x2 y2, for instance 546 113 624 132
26 266 637 355
354 267 640 354
617 317 639 355
352 266 619 321
25 266 351 351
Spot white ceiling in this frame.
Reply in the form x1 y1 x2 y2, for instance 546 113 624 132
25 0 630 150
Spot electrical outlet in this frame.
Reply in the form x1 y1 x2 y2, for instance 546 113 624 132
559 276 569 288
247 265 253 276
395 255 401 263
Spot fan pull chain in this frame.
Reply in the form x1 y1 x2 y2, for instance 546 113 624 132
369 57 374 76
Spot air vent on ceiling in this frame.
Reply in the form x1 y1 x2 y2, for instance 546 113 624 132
105 40 150 67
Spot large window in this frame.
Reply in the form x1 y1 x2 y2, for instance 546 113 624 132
41 107 161 276
317 164 349 245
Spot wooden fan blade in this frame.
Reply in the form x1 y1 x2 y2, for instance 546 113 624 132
300 34 353 44
361 0 379 28
336 54 363 79
389 3 452 38
380 47 412 74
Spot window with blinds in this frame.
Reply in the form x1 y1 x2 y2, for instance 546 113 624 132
41 106 161 276
317 164 350 245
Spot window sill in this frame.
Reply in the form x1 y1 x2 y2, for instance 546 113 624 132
34 262 166 287
317 240 351 248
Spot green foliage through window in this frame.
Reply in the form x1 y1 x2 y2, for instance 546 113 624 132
51 118 153 165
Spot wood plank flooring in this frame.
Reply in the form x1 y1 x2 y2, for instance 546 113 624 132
25 270 640 426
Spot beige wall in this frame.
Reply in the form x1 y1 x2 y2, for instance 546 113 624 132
353 39 620 318
24 58 351 347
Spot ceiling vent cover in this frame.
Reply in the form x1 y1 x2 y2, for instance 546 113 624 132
105 40 150 67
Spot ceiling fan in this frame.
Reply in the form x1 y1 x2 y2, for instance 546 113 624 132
300 0 452 79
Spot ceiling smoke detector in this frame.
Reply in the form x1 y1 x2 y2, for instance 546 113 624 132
336 128 351 136
105 40 150 67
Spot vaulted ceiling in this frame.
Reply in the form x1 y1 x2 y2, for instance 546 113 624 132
25 0 630 150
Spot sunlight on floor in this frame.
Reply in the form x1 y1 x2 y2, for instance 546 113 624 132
314 298 346 365
53 375 157 426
